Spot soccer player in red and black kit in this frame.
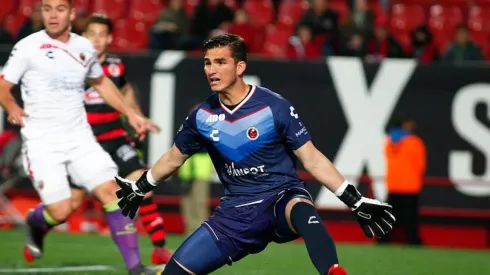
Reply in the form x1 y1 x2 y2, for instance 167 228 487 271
69 14 172 265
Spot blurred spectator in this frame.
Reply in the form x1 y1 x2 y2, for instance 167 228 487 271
381 116 425 246
297 0 339 54
442 25 484 64
339 31 365 57
347 0 375 37
149 0 190 50
17 3 44 41
410 25 439 64
227 9 258 52
191 0 234 42
71 9 89 35
286 24 322 59
0 22 14 45
366 17 405 61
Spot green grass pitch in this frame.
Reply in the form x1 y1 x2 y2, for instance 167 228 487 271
0 229 489 274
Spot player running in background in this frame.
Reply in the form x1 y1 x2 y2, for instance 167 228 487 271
0 1 159 274
68 14 172 265
115 34 396 275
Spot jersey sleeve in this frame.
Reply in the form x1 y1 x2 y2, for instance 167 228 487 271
275 100 311 150
174 110 204 156
86 46 103 79
1 41 31 85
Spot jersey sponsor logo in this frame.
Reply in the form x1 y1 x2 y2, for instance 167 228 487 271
210 129 220 142
205 113 225 123
295 126 307 137
225 162 265 177
116 144 138 162
84 88 104 104
246 126 259 140
46 51 54 59
40 43 58 49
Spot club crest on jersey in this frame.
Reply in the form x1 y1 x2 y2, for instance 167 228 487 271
108 63 121 77
79 53 86 61
246 126 259 140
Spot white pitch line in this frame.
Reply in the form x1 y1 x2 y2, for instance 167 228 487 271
0 265 115 273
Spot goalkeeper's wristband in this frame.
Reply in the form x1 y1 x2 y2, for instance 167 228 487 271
135 170 158 194
335 180 362 208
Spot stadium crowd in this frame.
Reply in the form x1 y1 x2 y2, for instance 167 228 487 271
0 0 489 64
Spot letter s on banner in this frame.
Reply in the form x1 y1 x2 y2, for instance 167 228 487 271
450 83 490 196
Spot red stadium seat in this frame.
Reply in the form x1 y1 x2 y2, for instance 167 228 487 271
0 0 18 20
390 4 426 33
428 5 463 36
468 5 490 33
93 0 127 21
112 19 149 51
277 0 308 27
243 0 274 28
129 0 165 24
18 0 39 17
261 24 293 58
4 14 26 38
71 0 91 12
328 0 349 24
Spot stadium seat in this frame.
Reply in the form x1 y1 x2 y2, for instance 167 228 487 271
390 4 426 33
4 14 25 38
260 24 293 58
71 0 91 12
92 0 127 20
328 0 349 24
112 19 149 51
468 5 490 33
428 5 463 36
0 0 18 20
243 0 275 28
129 0 165 24
277 0 308 27
18 0 39 16
184 0 237 16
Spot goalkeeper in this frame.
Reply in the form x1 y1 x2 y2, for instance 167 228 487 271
115 34 396 275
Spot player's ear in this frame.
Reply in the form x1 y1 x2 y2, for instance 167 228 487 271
236 61 246 76
108 34 113 45
69 8 76 22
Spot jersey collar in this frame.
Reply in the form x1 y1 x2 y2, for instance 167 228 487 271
219 85 256 115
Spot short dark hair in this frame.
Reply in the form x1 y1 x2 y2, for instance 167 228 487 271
392 115 415 128
203 34 247 63
84 13 113 33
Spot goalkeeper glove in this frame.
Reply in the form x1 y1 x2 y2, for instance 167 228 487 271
115 170 157 219
336 181 396 238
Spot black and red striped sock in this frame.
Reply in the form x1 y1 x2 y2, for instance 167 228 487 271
139 197 166 247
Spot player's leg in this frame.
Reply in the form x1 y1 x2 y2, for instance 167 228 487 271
276 191 345 275
69 182 86 210
67 143 153 274
112 142 171 264
21 150 73 261
162 225 228 275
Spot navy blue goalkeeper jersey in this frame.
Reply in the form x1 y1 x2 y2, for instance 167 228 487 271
174 85 311 206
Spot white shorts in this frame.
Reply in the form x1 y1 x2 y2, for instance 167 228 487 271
22 136 118 205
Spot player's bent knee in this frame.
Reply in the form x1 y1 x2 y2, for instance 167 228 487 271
45 199 74 222
92 180 119 205
162 259 195 275
285 198 314 234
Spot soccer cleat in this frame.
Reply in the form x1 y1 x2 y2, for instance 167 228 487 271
327 264 347 275
151 246 173 265
23 209 45 262
128 264 164 275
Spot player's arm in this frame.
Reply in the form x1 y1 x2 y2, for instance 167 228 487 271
283 103 395 238
0 42 30 127
121 83 160 133
114 111 203 218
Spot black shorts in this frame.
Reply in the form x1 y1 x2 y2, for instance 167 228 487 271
69 138 145 189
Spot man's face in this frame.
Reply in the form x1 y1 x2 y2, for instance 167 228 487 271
42 0 74 36
455 29 469 45
204 46 244 92
83 23 112 56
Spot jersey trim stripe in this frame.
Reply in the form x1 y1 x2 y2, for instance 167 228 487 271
219 85 256 115
87 112 120 124
96 128 126 141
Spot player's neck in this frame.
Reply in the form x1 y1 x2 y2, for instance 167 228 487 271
219 81 250 106
98 53 107 63
46 29 71 44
